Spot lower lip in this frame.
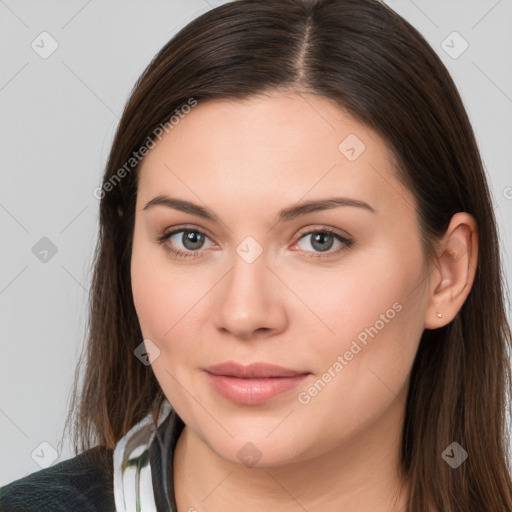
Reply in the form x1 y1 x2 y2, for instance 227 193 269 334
204 372 309 405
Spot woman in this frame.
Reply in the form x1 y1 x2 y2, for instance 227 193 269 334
1 0 511 510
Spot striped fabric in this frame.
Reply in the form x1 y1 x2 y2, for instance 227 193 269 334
114 400 178 512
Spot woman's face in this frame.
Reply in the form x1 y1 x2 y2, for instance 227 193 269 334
131 91 430 466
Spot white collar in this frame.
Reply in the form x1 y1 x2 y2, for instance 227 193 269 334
113 400 172 512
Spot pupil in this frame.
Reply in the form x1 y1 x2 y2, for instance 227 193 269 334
184 230 204 250
312 232 333 252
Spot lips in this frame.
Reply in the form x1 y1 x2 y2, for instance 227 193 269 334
204 361 308 379
203 361 311 405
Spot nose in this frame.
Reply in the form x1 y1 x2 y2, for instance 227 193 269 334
212 247 288 341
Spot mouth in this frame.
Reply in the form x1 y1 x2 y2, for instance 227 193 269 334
204 361 308 378
203 361 311 405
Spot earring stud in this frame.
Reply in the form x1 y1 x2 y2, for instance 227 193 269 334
436 312 443 318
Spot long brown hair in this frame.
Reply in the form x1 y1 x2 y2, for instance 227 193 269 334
63 0 512 509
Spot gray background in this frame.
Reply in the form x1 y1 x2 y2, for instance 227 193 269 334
1 0 511 485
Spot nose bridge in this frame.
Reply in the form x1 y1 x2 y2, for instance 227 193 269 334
226 239 273 309
213 236 286 337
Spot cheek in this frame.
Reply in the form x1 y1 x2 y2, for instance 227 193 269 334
130 232 213 348
301 246 426 416
283 247 418 352
292 283 424 448
131 227 173 339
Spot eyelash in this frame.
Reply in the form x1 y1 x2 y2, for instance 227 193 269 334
156 226 353 260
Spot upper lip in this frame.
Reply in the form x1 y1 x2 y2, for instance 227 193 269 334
204 361 309 378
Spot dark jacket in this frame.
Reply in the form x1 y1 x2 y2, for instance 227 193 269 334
0 409 185 512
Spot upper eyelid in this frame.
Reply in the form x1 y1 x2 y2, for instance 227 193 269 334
160 224 216 243
296 226 351 240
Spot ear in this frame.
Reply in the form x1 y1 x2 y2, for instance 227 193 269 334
424 212 478 329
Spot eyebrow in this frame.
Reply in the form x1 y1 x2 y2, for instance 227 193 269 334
143 194 376 223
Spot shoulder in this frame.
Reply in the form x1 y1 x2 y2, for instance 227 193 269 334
0 445 115 512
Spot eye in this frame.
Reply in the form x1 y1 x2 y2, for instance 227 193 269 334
157 227 216 259
157 226 352 260
293 228 352 258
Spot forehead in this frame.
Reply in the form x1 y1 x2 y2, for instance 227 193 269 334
137 92 413 219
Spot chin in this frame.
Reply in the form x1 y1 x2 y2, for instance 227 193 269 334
205 430 310 468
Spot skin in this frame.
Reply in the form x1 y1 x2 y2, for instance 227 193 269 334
130 90 478 511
